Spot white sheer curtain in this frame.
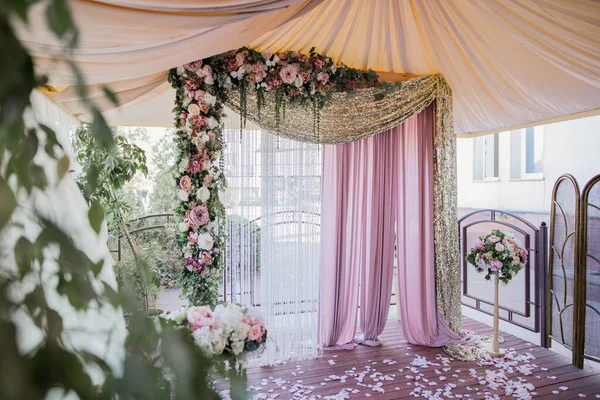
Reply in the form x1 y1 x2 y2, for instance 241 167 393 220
222 114 322 365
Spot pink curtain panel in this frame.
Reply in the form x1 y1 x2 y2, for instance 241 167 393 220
321 104 463 348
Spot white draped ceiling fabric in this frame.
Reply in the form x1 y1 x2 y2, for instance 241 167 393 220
20 0 600 136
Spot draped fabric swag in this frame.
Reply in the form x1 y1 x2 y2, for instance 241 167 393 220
321 105 463 348
224 75 462 335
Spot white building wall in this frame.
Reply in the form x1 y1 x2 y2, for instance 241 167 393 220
457 115 600 214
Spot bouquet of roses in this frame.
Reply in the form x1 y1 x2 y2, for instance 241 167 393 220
161 303 267 359
466 229 528 284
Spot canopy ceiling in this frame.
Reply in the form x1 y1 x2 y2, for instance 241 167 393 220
23 0 600 136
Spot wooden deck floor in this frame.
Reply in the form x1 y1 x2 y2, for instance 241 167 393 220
243 318 600 399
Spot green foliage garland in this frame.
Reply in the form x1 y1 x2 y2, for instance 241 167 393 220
169 46 396 306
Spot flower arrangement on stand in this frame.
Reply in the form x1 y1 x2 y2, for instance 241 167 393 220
169 47 398 306
161 303 267 398
466 229 528 357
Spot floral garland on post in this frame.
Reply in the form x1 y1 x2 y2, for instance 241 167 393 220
169 46 396 306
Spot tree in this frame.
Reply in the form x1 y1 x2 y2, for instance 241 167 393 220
148 130 178 214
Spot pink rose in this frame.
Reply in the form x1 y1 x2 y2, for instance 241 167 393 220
187 306 214 329
235 52 246 67
184 60 203 72
189 204 209 227
317 71 330 83
198 103 209 114
187 232 198 244
299 71 310 83
179 111 188 120
199 251 212 266
261 49 273 59
207 131 216 141
475 240 484 250
314 59 325 68
279 64 299 84
212 247 220 254
248 324 263 341
180 175 192 191
203 175 213 187
194 89 206 102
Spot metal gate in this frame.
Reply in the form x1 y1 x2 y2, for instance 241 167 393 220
459 209 548 343
548 173 600 368
578 174 600 366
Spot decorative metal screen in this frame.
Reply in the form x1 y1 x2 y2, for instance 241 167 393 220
548 174 580 358
459 210 547 338
581 174 600 365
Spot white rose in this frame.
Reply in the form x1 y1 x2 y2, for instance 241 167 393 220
207 117 218 129
495 243 505 252
188 103 200 116
212 336 226 355
197 232 214 250
202 93 216 106
196 187 210 202
176 66 185 75
204 74 214 85
236 66 245 79
178 222 189 232
273 55 280 63
179 157 190 172
202 160 212 170
183 96 192 106
179 189 189 201
294 76 303 88
199 133 210 144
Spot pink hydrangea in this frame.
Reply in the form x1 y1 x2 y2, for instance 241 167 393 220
187 160 202 174
490 260 503 272
188 115 207 127
187 306 214 329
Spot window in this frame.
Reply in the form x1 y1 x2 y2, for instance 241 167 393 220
473 133 499 180
510 127 544 179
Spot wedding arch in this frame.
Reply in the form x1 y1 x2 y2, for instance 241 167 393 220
170 46 463 357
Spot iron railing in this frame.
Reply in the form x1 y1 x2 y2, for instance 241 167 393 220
458 209 548 347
